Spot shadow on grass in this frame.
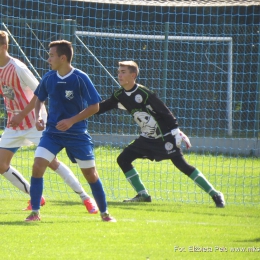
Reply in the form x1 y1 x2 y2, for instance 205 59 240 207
235 237 260 242
108 201 178 213
49 199 182 213
0 221 42 226
109 202 260 219
0 215 99 226
49 200 224 214
22 200 259 218
0 220 86 226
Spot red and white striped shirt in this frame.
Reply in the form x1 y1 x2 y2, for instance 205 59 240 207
0 57 47 130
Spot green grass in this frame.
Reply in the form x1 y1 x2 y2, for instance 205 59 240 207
0 200 259 260
0 146 259 259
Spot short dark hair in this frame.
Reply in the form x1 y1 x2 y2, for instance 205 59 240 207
49 40 73 62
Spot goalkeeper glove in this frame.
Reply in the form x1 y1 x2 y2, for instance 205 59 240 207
171 128 192 149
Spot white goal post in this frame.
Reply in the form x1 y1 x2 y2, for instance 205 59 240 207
76 30 233 136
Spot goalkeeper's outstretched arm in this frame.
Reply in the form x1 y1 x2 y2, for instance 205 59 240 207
96 98 118 115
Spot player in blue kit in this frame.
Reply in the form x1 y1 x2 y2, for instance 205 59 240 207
0 31 97 213
25 40 116 222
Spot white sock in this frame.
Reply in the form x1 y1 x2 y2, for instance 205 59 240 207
2 166 30 194
55 162 90 201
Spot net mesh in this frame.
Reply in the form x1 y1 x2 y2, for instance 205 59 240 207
0 0 259 206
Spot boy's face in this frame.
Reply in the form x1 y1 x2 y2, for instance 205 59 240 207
118 65 135 87
48 46 63 71
0 43 7 57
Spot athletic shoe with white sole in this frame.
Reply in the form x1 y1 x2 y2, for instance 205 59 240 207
101 213 116 222
212 192 225 208
25 212 41 222
84 198 99 214
123 194 152 202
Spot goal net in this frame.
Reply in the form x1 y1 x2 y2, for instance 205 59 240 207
0 0 259 206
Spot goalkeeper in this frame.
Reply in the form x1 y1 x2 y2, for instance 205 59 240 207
96 60 225 207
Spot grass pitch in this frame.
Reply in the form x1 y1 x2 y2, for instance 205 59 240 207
0 146 259 259
0 200 259 260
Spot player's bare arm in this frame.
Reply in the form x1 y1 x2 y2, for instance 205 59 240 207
56 103 99 132
9 95 38 128
34 97 45 131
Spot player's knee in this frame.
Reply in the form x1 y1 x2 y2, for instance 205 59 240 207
48 158 60 171
177 163 195 176
0 163 10 174
117 153 127 168
82 167 98 183
181 167 195 176
171 156 195 176
117 153 134 173
32 158 48 177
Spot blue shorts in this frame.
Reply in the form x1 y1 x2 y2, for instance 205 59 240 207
38 131 95 163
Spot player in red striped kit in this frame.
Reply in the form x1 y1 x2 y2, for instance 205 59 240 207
0 30 98 214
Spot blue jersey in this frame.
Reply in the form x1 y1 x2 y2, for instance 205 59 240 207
35 68 101 135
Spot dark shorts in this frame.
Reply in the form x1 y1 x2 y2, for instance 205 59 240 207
126 135 182 162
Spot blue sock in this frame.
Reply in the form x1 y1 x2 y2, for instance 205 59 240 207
89 179 107 214
30 177 43 211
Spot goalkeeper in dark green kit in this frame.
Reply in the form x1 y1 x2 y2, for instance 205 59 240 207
96 60 225 207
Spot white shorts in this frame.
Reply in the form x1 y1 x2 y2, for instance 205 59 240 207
0 127 43 148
